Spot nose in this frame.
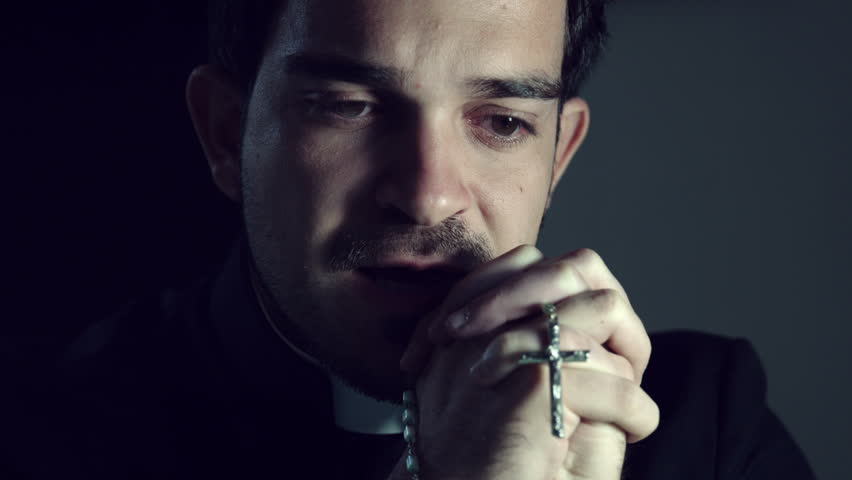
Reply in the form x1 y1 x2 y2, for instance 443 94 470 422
375 117 472 227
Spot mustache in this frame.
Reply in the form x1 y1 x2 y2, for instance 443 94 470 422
327 217 494 272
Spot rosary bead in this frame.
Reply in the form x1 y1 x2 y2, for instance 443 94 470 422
402 408 417 425
405 451 420 474
403 390 416 407
403 424 416 443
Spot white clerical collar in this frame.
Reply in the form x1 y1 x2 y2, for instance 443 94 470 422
249 269 403 434
329 375 404 434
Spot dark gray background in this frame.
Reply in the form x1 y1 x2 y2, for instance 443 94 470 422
6 1 848 478
540 1 851 478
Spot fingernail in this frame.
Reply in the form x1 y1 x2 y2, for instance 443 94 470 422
468 356 493 385
468 358 485 379
399 347 414 372
446 308 471 331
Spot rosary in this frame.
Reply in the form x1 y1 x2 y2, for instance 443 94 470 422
401 303 590 478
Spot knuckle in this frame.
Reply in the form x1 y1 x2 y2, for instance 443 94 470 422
513 244 542 261
569 247 601 267
611 354 636 382
649 398 661 430
645 336 653 362
490 332 516 358
476 290 509 327
639 328 652 366
615 378 644 418
550 261 582 294
485 330 536 361
589 288 622 315
559 326 593 351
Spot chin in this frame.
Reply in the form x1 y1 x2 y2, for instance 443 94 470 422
326 349 410 403
273 268 422 402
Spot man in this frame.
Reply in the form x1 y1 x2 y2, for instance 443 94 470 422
3 0 815 479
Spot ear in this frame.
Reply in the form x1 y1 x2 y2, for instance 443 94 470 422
185 64 245 204
547 97 590 208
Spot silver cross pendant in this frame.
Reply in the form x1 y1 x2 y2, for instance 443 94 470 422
517 303 590 438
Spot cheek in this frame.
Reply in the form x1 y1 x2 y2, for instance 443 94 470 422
244 90 380 229
241 116 329 244
297 124 374 180
475 162 552 249
276 123 380 239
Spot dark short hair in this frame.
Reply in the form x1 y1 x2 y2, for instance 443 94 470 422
209 0 611 104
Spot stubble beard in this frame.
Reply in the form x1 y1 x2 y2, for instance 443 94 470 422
243 217 494 403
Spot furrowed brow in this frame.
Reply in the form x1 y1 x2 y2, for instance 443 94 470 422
283 52 404 90
465 75 562 100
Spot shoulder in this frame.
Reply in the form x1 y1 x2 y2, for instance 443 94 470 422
647 329 764 376
626 330 811 479
58 277 209 372
1 277 212 478
644 330 767 416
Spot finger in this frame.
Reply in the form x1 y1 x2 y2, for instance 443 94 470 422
560 248 630 306
443 244 545 318
507 365 660 444
443 260 589 339
559 369 659 443
429 244 545 343
448 250 650 383
551 289 650 384
446 248 627 340
468 325 634 387
399 244 543 374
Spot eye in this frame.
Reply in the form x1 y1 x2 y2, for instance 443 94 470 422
488 115 524 137
325 100 374 119
301 94 380 125
469 112 537 149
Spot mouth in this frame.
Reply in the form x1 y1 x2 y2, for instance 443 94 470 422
352 265 466 312
357 266 465 292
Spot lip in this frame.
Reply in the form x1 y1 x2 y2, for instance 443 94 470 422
359 258 469 274
351 264 465 314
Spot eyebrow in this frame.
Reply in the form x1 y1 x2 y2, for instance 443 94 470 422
283 52 404 91
465 76 563 100
283 52 562 100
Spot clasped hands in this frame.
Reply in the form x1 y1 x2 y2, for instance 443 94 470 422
396 245 660 480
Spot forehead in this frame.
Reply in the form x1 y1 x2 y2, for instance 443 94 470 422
269 0 566 84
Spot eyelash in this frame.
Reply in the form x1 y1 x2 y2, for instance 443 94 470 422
467 114 537 149
302 94 538 150
304 96 377 125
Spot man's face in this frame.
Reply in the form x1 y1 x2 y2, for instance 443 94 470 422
241 0 573 401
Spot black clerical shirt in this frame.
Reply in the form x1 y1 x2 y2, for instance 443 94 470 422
3 235 816 479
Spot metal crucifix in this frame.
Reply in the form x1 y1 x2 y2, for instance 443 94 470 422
517 303 590 438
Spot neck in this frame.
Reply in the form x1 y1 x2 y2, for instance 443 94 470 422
246 258 404 434
247 260 320 368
